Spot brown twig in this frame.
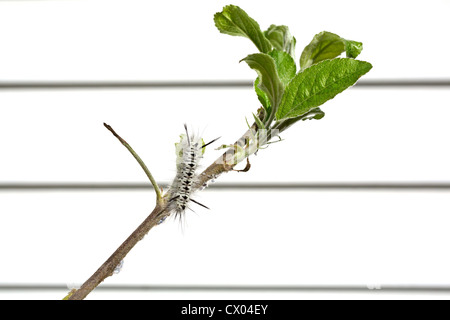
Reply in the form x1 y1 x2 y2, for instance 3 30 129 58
233 158 251 172
68 204 166 300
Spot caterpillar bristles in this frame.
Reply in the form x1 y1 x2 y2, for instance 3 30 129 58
183 123 191 146
190 198 210 210
201 136 221 150
168 125 219 220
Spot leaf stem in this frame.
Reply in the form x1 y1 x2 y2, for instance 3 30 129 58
103 123 163 204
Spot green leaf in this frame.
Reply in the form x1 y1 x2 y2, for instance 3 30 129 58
268 49 296 86
214 5 272 53
345 40 363 58
254 77 271 114
264 25 296 58
253 51 295 115
300 31 363 70
275 108 325 133
253 112 266 129
241 53 284 114
276 58 372 120
298 107 325 121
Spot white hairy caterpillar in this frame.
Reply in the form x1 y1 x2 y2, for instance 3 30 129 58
169 125 219 219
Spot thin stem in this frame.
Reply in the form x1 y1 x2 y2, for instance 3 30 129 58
272 118 296 133
68 204 167 300
195 109 265 188
103 123 163 204
264 106 276 129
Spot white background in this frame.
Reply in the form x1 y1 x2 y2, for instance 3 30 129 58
0 0 450 300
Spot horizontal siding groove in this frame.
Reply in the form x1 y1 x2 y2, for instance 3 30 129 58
2 284 450 292
1 182 450 191
0 80 450 90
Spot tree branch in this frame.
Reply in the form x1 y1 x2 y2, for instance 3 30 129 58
67 112 264 300
68 203 166 300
